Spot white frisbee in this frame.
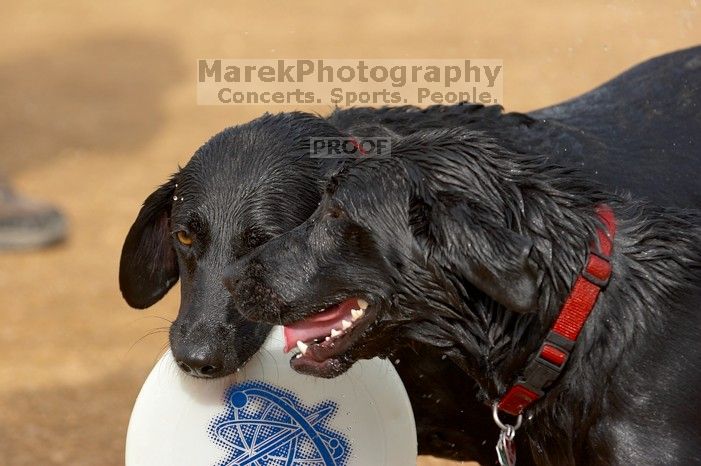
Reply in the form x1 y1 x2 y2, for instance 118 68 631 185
126 326 417 466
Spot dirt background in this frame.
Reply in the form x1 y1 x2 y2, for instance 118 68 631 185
0 1 698 465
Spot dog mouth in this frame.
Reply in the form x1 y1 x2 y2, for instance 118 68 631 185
282 297 377 377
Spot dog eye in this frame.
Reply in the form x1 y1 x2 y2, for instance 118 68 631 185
176 230 193 246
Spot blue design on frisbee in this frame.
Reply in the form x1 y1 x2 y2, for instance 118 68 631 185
209 381 351 466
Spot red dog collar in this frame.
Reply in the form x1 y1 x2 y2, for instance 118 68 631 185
497 205 616 416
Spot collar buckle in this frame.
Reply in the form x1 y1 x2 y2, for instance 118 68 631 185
521 331 574 390
581 249 612 287
495 204 617 417
498 331 575 416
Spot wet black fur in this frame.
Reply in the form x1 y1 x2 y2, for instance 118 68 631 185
121 46 701 464
226 126 701 465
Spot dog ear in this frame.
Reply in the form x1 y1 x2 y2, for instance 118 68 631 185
414 200 540 313
119 179 179 309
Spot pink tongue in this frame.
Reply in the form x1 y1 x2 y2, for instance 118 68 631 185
283 298 359 352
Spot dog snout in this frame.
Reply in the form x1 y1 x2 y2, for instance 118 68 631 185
223 261 288 323
224 259 264 295
223 262 243 294
223 254 256 294
172 343 224 378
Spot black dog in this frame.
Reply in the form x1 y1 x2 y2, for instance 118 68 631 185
225 127 701 465
120 113 340 376
121 46 701 463
119 111 503 462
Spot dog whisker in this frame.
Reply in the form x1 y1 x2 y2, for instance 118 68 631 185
126 328 169 355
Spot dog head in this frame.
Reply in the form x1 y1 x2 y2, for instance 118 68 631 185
224 129 544 378
119 112 344 377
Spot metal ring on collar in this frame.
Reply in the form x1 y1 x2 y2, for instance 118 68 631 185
492 402 523 431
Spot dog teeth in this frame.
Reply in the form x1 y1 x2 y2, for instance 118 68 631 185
357 299 368 310
325 336 331 342
330 329 342 337
296 340 308 355
351 309 364 320
341 319 352 330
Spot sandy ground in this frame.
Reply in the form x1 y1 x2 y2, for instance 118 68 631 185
0 1 698 465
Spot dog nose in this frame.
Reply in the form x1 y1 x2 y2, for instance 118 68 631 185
174 349 223 378
223 268 240 294
223 259 250 293
224 255 266 295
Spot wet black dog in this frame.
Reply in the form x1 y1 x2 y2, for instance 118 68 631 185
121 46 701 463
225 127 701 465
119 113 338 375
119 111 502 462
